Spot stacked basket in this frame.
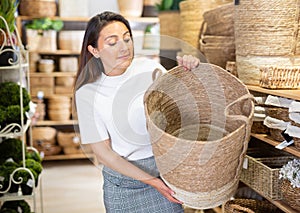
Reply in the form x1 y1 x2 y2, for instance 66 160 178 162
57 131 82 155
234 0 300 85
47 96 71 121
200 3 235 68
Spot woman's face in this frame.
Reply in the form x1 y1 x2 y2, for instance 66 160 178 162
88 21 134 76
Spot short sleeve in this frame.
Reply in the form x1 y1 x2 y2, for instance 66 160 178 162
75 85 109 144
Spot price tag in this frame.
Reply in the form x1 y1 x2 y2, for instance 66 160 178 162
243 157 248 169
0 176 5 182
27 179 34 188
275 140 294 150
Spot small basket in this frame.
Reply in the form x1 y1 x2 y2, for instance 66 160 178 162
32 127 57 144
260 66 300 89
224 199 279 213
63 146 83 155
280 179 300 212
265 107 290 122
57 131 80 147
19 0 57 17
269 128 285 142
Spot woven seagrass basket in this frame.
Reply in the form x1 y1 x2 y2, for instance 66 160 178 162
234 0 300 85
144 65 254 209
19 0 57 17
280 179 300 212
224 199 279 213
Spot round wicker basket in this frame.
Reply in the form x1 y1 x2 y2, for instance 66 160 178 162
57 131 80 147
224 199 279 213
32 126 57 144
144 65 254 209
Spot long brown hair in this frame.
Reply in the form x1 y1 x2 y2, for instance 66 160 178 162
74 11 133 91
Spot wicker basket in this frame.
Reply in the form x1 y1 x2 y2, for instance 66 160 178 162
202 3 234 36
240 155 294 199
265 107 290 122
32 127 57 145
63 146 83 155
280 179 300 212
234 0 300 85
224 199 279 213
19 0 57 17
57 131 80 147
260 66 300 89
144 65 254 209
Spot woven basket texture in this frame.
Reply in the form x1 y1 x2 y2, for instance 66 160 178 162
260 66 300 89
224 199 280 213
202 3 234 36
265 107 290 122
57 131 80 147
225 61 238 78
144 65 254 209
235 0 300 85
199 36 235 69
280 179 300 212
240 155 294 199
32 127 56 145
251 121 269 134
19 0 57 17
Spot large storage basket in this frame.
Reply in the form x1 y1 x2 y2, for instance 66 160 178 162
280 179 300 212
144 65 254 209
240 155 294 200
19 0 57 17
234 0 300 85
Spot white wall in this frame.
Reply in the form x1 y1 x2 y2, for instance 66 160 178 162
88 0 119 17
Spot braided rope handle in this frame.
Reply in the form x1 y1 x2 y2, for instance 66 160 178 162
224 93 254 181
229 204 255 213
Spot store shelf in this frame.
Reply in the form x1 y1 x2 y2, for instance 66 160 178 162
29 50 80 55
247 85 300 101
35 120 78 126
30 72 76 77
43 153 94 161
251 133 300 158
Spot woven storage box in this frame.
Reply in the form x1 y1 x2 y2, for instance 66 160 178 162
280 179 300 212
57 131 80 147
32 127 57 148
19 0 57 17
26 29 57 52
144 65 254 209
224 199 279 213
240 155 294 199
200 36 235 69
202 3 234 36
260 66 300 89
234 0 300 85
265 107 290 122
58 31 85 52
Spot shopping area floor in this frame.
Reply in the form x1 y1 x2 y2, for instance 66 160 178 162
39 159 220 213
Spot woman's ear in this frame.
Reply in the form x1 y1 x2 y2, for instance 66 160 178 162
88 45 100 58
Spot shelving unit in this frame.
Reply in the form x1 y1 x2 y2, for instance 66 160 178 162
246 85 300 213
0 16 43 212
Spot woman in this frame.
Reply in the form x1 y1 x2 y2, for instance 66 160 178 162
74 11 200 213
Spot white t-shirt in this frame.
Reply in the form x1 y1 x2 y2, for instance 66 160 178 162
75 57 166 160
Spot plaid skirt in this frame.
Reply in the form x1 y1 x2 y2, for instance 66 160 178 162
102 156 184 213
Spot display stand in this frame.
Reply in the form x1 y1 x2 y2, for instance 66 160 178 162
0 16 43 213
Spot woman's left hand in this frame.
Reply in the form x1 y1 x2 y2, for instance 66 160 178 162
176 55 200 71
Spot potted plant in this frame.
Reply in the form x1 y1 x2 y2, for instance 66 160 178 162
25 17 64 52
279 159 300 211
0 161 19 194
0 0 19 66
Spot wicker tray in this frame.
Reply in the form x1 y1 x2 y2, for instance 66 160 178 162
224 199 279 213
240 155 294 199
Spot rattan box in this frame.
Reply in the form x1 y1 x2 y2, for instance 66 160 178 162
240 155 293 200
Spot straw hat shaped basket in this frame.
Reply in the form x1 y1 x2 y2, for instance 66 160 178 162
144 64 254 209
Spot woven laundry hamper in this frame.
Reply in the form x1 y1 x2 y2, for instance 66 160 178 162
144 64 254 209
234 0 300 85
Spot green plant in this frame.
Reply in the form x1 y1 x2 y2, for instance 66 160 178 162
25 18 64 31
0 138 23 164
0 82 31 108
26 151 42 163
0 0 18 33
156 0 184 11
1 200 31 213
15 168 37 185
23 159 43 175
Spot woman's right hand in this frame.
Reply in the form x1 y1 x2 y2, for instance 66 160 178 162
144 177 183 204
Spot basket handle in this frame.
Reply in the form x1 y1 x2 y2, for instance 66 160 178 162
229 204 255 213
224 93 254 181
152 68 163 81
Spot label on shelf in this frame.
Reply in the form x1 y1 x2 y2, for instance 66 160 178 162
242 157 248 169
275 140 294 150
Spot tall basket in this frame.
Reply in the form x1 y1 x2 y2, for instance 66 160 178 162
144 64 254 209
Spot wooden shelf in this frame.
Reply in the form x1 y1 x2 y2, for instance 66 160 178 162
43 153 94 161
34 120 78 126
29 50 81 55
247 85 300 101
30 72 76 77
